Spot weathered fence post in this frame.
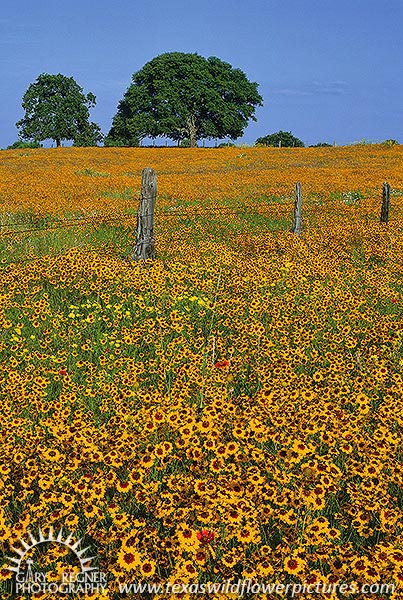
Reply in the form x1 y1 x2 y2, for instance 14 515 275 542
291 182 303 235
380 180 390 223
131 168 157 261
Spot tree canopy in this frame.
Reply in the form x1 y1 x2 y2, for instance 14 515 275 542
106 52 263 147
256 130 304 147
16 73 103 147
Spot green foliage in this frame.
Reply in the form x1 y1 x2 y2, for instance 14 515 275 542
73 122 103 147
381 139 399 147
255 130 304 147
179 139 192 147
309 142 332 147
256 131 304 148
0 210 133 265
349 138 378 146
106 52 263 148
75 168 110 177
16 73 101 147
103 134 140 147
6 140 42 149
217 141 236 148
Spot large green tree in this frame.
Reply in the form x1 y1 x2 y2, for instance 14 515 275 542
16 73 102 147
106 52 263 148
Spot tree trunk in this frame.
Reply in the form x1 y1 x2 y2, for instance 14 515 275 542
186 115 197 148
56 138 61 147
189 132 197 148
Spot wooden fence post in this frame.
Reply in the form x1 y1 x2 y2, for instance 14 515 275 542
131 168 157 261
380 180 390 223
291 182 303 234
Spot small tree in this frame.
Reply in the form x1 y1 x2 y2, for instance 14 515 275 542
255 130 304 147
16 73 101 147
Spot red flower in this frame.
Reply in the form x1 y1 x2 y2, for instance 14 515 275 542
59 369 67 376
197 530 215 545
214 360 229 369
391 298 397 304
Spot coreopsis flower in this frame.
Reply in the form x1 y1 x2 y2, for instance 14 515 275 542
284 556 306 575
139 559 156 577
117 548 141 571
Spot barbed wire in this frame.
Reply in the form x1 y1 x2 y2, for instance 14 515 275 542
1 185 395 233
0 206 282 236
1 188 402 238
2 215 403 270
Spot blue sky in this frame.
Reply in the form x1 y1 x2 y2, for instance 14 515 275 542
1 0 402 147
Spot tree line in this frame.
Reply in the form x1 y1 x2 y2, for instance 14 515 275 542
13 52 328 149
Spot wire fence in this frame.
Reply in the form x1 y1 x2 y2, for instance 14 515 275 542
0 205 274 235
1 179 402 270
0 205 274 269
0 194 397 237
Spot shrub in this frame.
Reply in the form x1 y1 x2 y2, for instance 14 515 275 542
7 140 42 149
255 131 304 148
381 139 399 147
103 137 140 147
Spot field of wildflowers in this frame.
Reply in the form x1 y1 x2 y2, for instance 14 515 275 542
1 145 403 598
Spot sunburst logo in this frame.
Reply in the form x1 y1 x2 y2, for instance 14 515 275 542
4 526 107 595
6 526 96 577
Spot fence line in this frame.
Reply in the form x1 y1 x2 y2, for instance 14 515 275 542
0 204 279 232
0 176 399 242
0 204 400 238
0 209 279 238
